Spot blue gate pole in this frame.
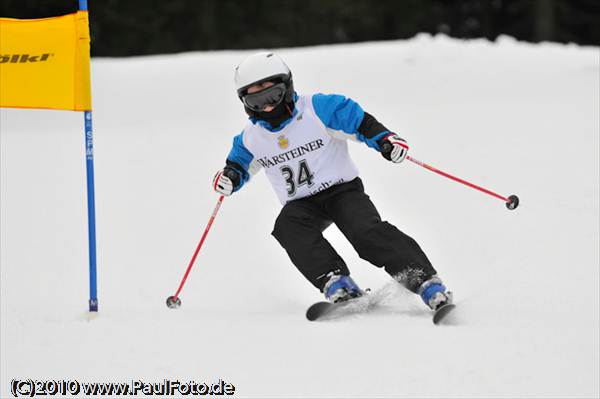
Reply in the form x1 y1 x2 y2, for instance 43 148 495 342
84 111 98 312
79 0 98 312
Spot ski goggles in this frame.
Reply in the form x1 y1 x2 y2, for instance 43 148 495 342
241 82 287 112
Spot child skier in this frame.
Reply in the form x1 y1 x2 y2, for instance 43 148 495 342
213 51 452 312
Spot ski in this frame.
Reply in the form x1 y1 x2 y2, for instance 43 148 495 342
307 298 456 323
432 303 456 324
306 295 367 321
306 301 335 321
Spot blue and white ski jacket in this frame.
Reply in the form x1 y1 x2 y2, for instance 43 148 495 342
225 93 391 205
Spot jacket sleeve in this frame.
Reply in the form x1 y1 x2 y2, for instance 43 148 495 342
311 93 392 151
225 131 254 192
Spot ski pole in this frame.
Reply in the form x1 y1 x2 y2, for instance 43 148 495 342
381 142 519 210
406 155 519 210
166 195 225 309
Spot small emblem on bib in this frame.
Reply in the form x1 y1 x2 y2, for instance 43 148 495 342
278 135 289 149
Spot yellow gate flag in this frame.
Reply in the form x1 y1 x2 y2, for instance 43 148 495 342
0 11 92 111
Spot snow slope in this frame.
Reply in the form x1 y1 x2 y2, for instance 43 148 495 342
1 35 599 398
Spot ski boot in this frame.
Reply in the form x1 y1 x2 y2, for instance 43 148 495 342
323 273 363 303
418 276 453 311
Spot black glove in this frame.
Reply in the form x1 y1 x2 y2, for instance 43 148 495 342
379 133 409 163
212 167 240 196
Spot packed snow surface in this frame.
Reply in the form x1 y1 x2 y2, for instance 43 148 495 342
1 34 599 398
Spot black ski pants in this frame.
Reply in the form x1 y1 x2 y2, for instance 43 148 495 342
272 177 437 293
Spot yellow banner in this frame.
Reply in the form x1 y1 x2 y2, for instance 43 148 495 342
0 11 92 111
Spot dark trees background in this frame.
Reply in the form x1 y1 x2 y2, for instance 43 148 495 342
1 0 599 56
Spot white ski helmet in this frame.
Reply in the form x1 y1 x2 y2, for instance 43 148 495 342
234 51 294 104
